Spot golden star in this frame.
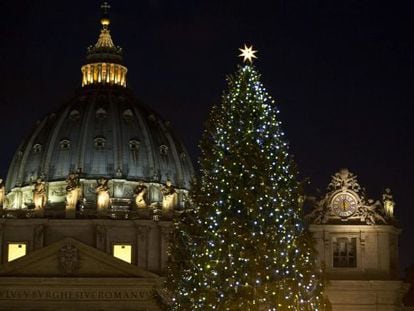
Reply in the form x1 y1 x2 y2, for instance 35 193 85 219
238 44 258 64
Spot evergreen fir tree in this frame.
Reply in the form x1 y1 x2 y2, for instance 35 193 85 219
167 46 324 310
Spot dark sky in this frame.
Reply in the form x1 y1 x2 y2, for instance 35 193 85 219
0 1 413 271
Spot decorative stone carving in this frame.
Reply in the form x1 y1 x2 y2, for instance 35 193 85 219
96 177 110 211
134 183 148 208
33 177 47 210
51 187 66 197
123 185 134 198
66 172 81 218
359 199 386 225
328 168 361 193
307 168 388 225
58 244 80 274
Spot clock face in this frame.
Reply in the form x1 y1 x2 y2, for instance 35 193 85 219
331 192 358 218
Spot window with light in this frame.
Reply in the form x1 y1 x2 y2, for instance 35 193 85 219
113 244 132 264
8 243 27 262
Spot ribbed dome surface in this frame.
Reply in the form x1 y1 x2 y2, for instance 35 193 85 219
6 85 194 192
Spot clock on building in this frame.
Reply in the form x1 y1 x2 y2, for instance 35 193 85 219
331 192 358 218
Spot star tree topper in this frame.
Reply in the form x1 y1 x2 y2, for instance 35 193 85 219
238 44 258 64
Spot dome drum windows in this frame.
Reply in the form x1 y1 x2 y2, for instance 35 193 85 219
69 109 80 121
59 139 71 150
160 145 168 156
33 144 42 154
122 109 134 121
148 114 156 122
129 139 140 151
96 107 107 120
94 136 106 150
129 139 140 163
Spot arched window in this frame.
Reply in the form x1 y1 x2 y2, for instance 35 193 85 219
160 145 168 156
122 109 134 121
60 139 71 150
96 107 107 120
129 139 140 151
94 136 106 150
33 144 42 154
69 109 80 121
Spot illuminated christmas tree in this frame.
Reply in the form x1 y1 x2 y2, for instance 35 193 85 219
167 45 324 310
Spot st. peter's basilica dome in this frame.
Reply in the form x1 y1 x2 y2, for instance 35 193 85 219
3 6 194 218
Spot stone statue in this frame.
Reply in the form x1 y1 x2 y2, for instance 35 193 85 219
96 177 110 211
134 183 148 208
383 188 395 218
66 172 81 217
160 180 177 211
33 178 47 210
0 178 4 208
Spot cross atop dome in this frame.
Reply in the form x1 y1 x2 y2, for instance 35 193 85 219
100 2 111 28
101 2 111 14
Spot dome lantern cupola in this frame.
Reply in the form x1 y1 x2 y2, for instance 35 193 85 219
81 2 127 87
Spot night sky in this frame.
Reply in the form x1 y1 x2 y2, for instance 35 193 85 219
0 1 413 271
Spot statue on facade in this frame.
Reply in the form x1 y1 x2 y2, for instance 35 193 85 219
382 188 395 218
33 178 47 210
66 172 81 217
96 177 110 211
134 183 148 208
160 180 177 211
0 178 5 208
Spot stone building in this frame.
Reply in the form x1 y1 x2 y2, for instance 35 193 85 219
307 168 409 310
0 3 410 311
0 4 193 310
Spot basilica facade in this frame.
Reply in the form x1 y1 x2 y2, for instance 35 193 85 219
306 169 409 310
0 4 410 311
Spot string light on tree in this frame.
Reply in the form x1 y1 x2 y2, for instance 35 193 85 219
167 45 325 310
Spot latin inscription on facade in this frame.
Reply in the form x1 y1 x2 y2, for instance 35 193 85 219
0 288 153 301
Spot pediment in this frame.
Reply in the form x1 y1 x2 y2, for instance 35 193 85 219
0 237 159 278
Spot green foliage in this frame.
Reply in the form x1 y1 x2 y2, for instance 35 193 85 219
167 64 324 310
